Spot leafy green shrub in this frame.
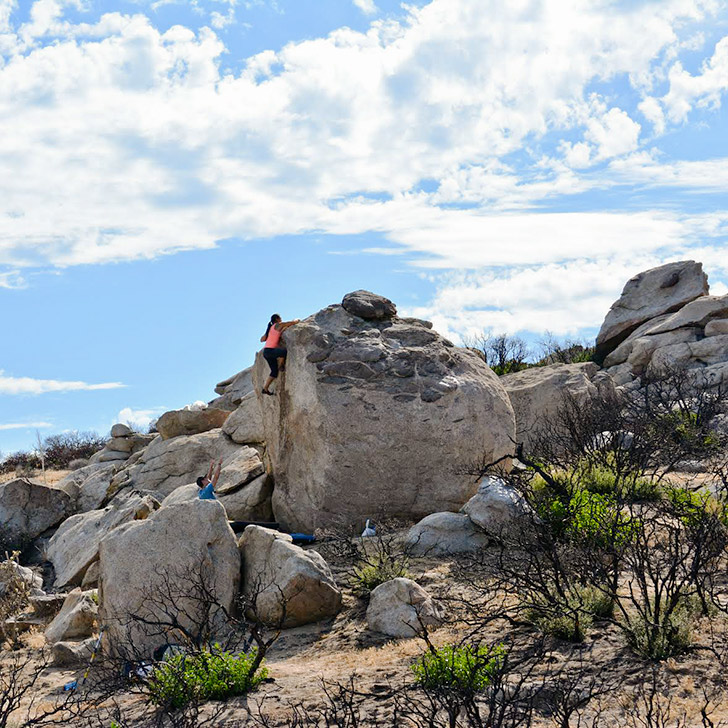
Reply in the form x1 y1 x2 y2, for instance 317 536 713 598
664 486 728 529
148 647 267 710
624 595 698 660
579 463 660 502
412 643 505 692
351 552 411 595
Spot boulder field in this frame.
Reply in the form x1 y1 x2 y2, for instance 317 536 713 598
4 267 728 652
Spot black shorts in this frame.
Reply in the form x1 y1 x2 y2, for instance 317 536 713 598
263 347 287 378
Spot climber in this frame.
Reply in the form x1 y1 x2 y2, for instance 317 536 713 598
260 313 300 396
196 458 222 499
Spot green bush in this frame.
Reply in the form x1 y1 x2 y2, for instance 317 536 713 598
351 552 411 595
664 486 728 529
624 595 698 660
412 643 505 692
148 647 267 710
579 463 660 502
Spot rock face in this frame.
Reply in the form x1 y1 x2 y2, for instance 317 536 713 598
210 367 254 411
45 589 98 644
404 512 490 555
501 363 606 450
597 265 728 387
108 430 264 501
156 407 231 440
161 478 273 522
595 261 708 362
366 578 442 638
254 292 516 531
239 526 341 628
461 477 534 536
99 500 239 656
342 290 397 320
222 392 265 444
48 493 159 588
0 479 71 547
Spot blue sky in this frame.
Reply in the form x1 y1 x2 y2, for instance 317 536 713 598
1 0 728 453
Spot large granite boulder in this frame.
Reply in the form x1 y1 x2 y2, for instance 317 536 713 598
48 493 159 588
51 637 97 666
404 512 490 556
595 261 708 362
161 477 273 522
156 407 231 440
222 392 265 444
366 578 443 638
99 499 240 656
89 428 155 466
0 479 71 548
55 463 117 511
45 589 98 644
108 431 264 501
254 293 516 531
501 363 604 451
239 526 341 628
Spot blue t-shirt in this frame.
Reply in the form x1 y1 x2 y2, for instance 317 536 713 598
198 482 216 500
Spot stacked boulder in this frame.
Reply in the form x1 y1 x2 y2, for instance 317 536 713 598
254 290 516 531
405 476 533 555
595 261 728 387
89 424 155 465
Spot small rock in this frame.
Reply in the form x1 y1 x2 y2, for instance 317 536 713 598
341 290 397 320
366 578 443 638
45 589 98 644
111 424 133 438
461 477 534 536
404 512 490 556
51 637 97 667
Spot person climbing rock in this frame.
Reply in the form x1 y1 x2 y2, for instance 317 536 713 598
260 313 300 395
196 458 222 499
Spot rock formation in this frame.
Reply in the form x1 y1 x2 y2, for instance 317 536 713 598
0 478 71 548
155 407 231 440
89 424 154 465
254 291 516 531
98 499 240 656
239 526 341 627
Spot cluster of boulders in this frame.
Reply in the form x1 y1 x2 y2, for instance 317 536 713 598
2 264 726 658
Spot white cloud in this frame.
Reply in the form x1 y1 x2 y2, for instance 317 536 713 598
116 406 165 430
0 370 125 395
0 269 25 288
647 35 728 125
0 421 52 430
353 0 377 15
0 0 723 273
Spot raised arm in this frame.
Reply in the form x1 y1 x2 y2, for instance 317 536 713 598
279 318 301 332
206 460 214 480
211 458 223 487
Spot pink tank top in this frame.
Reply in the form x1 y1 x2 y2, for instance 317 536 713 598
265 325 282 348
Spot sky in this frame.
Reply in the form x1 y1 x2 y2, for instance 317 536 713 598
1 0 728 453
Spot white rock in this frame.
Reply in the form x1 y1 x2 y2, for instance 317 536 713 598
689 335 728 365
404 512 490 556
239 526 341 628
461 477 534 536
366 577 443 638
48 493 159 588
99 499 240 657
45 589 98 644
645 295 728 335
222 392 265 444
